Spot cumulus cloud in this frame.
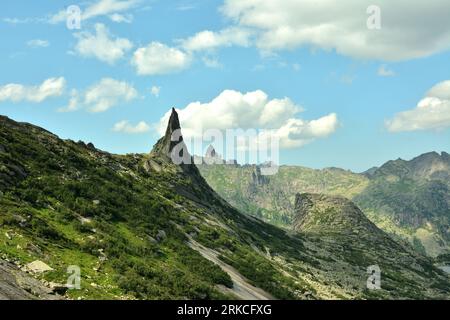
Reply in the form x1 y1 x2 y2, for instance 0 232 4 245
131 42 191 75
74 23 133 64
0 77 65 103
84 78 138 112
58 78 137 113
386 80 450 132
157 90 338 149
178 27 252 52
27 39 50 48
49 0 139 24
220 0 450 61
113 120 150 133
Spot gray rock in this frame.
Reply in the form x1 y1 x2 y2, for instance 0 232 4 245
0 260 64 300
147 235 157 244
24 260 53 273
156 230 167 242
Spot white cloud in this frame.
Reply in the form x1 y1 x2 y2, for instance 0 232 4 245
150 86 161 97
179 27 252 52
113 120 150 133
49 0 139 24
386 80 450 132
176 5 196 11
220 0 450 61
84 78 138 112
0 77 65 103
59 78 137 113
131 42 191 75
74 23 133 64
109 13 133 23
27 39 50 48
58 89 80 112
378 65 395 77
3 17 31 24
157 90 338 149
3 17 46 24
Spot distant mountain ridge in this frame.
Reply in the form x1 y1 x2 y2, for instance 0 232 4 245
198 150 450 258
371 152 450 181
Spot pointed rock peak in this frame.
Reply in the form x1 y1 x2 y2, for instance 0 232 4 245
205 145 216 158
165 108 182 139
151 107 190 160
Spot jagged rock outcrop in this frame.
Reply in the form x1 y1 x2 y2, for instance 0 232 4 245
251 167 269 186
204 145 226 165
293 193 381 235
151 108 190 162
147 108 199 175
146 108 219 201
205 145 216 158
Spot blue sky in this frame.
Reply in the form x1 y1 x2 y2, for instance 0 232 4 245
1 0 450 172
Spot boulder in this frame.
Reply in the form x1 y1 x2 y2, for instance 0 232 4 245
156 230 167 242
24 260 54 273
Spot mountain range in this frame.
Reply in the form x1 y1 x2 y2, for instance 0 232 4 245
198 150 450 258
0 110 449 300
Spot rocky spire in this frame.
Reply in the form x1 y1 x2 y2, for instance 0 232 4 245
164 107 182 141
151 108 190 161
205 145 216 158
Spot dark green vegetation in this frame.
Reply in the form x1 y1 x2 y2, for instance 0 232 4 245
198 151 450 257
0 112 449 300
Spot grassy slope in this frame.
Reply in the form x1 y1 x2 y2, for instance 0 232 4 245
0 115 449 299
